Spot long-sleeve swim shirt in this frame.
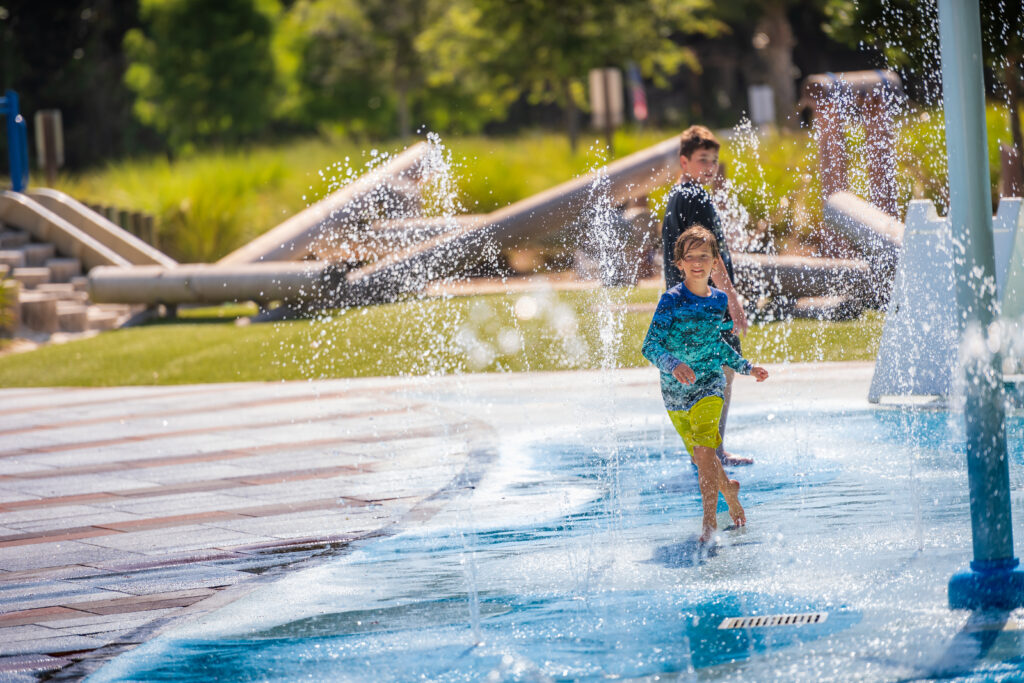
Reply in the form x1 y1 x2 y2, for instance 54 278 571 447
642 283 752 411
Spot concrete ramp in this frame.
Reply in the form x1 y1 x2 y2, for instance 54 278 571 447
315 215 482 264
0 191 131 269
90 138 681 307
27 188 176 267
823 191 904 256
733 253 871 301
822 191 905 306
217 142 430 265
339 137 680 302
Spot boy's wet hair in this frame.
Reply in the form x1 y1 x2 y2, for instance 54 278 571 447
679 125 720 158
674 225 720 262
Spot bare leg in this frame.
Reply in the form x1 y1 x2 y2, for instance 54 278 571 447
693 445 746 542
693 445 720 541
717 368 753 466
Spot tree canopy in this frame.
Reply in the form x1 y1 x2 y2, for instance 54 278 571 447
124 0 279 152
437 0 725 148
12 0 1020 166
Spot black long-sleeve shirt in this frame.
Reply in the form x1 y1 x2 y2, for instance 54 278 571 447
661 181 735 289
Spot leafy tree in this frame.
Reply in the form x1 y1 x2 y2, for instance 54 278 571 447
709 0 855 128
124 0 280 152
0 0 147 169
279 0 391 135
436 0 725 150
284 0 494 139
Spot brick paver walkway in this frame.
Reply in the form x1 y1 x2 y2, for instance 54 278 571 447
0 377 498 680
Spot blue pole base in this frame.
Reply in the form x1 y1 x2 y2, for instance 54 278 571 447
949 558 1024 610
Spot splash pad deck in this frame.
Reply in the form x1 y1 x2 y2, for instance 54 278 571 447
4 364 1014 681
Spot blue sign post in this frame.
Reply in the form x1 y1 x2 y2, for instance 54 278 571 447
0 89 29 192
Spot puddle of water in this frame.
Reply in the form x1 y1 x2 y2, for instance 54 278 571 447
88 406 1024 682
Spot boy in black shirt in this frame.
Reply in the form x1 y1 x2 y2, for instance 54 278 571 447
661 126 751 466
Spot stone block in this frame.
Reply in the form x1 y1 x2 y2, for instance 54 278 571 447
56 301 89 333
18 244 56 267
11 268 50 289
0 230 30 249
35 284 88 304
0 250 26 268
45 258 81 283
34 282 74 294
19 292 58 334
70 276 89 292
87 308 121 331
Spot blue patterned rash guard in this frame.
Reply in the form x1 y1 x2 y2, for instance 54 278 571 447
642 283 753 411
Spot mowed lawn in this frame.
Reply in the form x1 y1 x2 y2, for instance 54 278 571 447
0 288 883 387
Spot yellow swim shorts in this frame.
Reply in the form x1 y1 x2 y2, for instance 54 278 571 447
667 396 724 458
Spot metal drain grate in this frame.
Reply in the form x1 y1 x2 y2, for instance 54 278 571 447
718 612 829 630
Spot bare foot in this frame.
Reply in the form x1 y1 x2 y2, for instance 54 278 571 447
719 451 753 466
721 478 746 527
699 522 716 544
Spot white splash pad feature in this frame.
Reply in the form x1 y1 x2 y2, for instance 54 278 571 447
998 199 1024 320
998 199 1024 380
993 198 1023 304
869 200 958 402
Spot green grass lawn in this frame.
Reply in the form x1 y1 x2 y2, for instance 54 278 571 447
0 288 883 387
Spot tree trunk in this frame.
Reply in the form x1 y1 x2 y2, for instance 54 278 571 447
1004 58 1024 196
756 1 798 129
396 85 411 140
564 80 579 154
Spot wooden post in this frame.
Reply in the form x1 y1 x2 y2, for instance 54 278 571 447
144 214 155 245
1000 144 1024 198
32 110 63 187
810 83 848 202
864 90 899 216
130 211 143 239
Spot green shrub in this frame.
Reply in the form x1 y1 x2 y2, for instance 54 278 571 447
0 277 14 340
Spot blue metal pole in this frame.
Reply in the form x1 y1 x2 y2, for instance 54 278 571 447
941 0 1024 610
13 113 28 192
2 89 28 192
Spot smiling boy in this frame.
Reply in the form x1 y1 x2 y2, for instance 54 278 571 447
643 226 769 542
